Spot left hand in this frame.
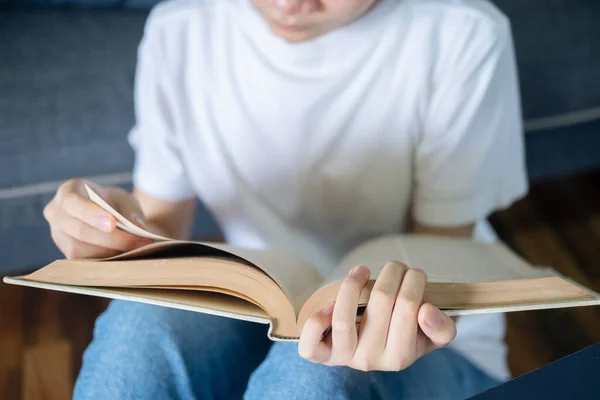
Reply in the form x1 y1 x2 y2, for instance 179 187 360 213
298 261 457 371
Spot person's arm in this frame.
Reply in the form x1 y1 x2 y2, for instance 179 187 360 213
299 14 527 372
410 221 474 238
45 8 204 259
43 180 198 259
128 10 201 239
133 188 197 240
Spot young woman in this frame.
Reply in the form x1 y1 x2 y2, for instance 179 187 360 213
43 0 527 398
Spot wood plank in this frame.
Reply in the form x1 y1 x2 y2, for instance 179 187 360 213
563 171 600 242
0 283 23 369
505 311 552 377
527 177 600 347
22 340 73 400
532 179 600 281
22 288 65 347
490 172 600 376
0 367 21 400
63 295 109 379
490 194 587 283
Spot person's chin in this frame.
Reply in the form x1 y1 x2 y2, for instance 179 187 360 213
269 23 319 42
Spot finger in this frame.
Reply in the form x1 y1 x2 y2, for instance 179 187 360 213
58 213 152 252
298 303 334 364
61 191 116 233
356 262 407 354
418 304 457 352
43 199 58 222
53 230 122 260
385 269 427 363
330 264 370 365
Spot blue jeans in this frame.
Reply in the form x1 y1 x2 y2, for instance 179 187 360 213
73 301 501 399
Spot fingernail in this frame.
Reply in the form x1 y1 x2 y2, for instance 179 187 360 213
322 303 335 316
349 265 368 279
425 307 444 329
130 213 146 227
95 216 112 232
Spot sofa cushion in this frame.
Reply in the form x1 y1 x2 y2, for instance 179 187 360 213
0 9 146 190
492 0 600 121
0 9 219 273
4 0 161 10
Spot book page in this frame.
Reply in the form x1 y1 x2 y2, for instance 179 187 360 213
321 234 556 288
85 185 324 312
85 184 172 242
199 243 325 311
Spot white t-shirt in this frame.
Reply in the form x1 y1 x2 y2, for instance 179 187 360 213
129 0 528 381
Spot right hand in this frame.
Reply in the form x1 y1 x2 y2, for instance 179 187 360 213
43 179 153 259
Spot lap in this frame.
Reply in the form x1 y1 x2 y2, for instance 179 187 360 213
74 300 499 400
246 342 500 400
74 300 272 400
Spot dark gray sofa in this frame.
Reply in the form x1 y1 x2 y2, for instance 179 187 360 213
1 0 599 274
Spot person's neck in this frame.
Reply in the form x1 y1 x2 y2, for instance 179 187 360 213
238 0 396 75
274 0 383 43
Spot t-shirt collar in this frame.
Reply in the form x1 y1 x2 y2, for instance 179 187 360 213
235 0 398 75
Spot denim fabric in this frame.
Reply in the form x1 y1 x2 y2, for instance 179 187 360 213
73 301 501 400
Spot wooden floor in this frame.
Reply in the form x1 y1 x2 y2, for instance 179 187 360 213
1 169 599 399
490 170 600 376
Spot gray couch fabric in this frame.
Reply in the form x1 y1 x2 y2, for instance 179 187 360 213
1 10 140 190
0 9 219 273
495 0 600 119
1 1 599 274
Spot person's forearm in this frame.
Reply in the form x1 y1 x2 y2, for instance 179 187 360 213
142 221 180 239
132 188 198 241
409 220 474 238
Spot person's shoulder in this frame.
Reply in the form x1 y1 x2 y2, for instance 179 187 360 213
401 0 509 27
145 0 227 31
400 0 511 40
396 0 514 69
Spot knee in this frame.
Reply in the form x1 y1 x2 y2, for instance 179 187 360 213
73 301 191 400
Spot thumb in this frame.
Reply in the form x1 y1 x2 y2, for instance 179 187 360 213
418 303 457 350
110 189 147 229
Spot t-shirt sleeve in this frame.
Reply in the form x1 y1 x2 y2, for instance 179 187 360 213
413 17 528 227
127 15 196 202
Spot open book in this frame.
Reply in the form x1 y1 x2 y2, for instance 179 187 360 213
4 186 600 340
